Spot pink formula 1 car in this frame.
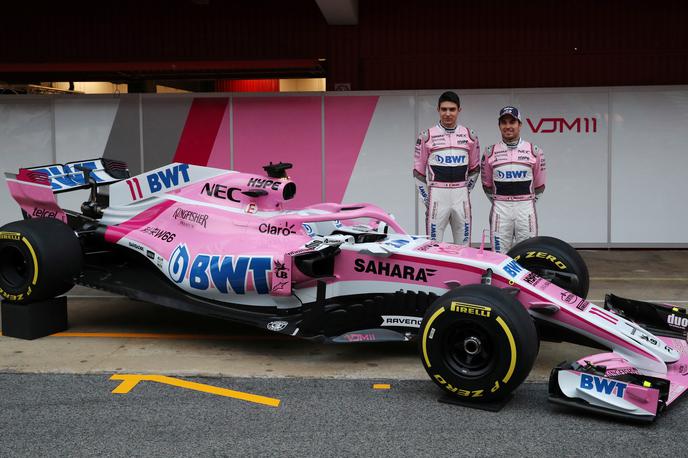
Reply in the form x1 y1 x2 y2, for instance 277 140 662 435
2 159 687 422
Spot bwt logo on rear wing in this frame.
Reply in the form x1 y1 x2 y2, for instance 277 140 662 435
26 158 130 192
109 163 230 206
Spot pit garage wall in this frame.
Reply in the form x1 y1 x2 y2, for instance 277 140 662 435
0 86 687 247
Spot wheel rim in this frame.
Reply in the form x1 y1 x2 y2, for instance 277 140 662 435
442 322 495 378
0 245 29 288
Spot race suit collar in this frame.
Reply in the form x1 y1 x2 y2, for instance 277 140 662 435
438 122 457 133
503 137 522 148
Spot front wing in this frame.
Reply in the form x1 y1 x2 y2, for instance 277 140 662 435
547 295 688 422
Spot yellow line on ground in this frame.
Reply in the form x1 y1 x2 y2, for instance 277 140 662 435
590 277 688 281
110 374 281 407
373 384 391 390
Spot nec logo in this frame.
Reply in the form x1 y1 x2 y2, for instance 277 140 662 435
436 155 466 164
527 117 598 134
496 170 527 180
579 374 627 398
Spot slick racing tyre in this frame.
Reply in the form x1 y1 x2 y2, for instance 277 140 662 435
507 236 589 298
0 218 82 303
419 285 538 402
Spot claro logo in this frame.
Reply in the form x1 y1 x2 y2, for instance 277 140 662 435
526 117 598 134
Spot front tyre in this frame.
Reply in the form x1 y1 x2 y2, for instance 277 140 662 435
507 236 589 298
419 285 538 402
0 218 82 303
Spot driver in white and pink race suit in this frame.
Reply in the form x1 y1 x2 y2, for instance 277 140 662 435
413 91 480 244
481 106 546 253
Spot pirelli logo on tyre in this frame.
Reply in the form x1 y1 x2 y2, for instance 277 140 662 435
433 374 483 398
0 232 22 241
450 301 492 318
0 285 30 302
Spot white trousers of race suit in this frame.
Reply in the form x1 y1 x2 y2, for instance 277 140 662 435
420 185 471 245
490 199 537 253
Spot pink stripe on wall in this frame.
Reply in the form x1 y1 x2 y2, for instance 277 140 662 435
233 96 321 208
206 101 231 169
173 98 229 166
324 96 379 202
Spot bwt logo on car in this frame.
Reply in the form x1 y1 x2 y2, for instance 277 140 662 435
168 244 272 294
35 161 104 191
384 238 411 248
436 155 466 164
527 117 598 134
496 170 528 180
147 164 190 192
127 164 191 200
579 374 627 398
503 260 523 278
302 224 314 236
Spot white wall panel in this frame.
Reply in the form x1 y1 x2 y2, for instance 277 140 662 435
1 87 687 246
611 89 688 243
54 98 119 212
513 89 609 244
0 100 53 225
342 95 416 233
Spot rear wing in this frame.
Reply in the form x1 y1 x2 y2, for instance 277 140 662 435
14 158 130 193
4 158 129 222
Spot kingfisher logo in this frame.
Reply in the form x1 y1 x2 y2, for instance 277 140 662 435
168 244 271 294
579 374 627 398
527 117 598 134
436 155 466 164
496 170 528 180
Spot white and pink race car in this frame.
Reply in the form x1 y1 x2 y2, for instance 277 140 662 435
2 159 687 422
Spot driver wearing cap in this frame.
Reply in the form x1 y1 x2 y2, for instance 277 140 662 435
481 106 546 253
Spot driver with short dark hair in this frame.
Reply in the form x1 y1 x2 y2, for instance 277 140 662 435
413 91 480 245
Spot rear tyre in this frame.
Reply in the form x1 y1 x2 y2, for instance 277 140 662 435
419 285 538 402
0 218 82 303
507 236 589 298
